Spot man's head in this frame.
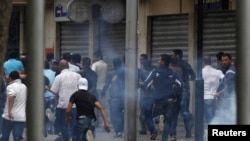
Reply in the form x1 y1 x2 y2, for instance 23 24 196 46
78 78 88 90
7 71 20 83
172 49 183 60
62 52 72 62
203 55 212 66
112 57 122 70
59 59 69 71
221 53 232 68
158 54 170 67
93 51 103 63
51 59 59 72
139 54 148 65
82 57 91 68
216 52 224 66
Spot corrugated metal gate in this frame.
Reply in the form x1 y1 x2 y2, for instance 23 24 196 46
60 22 89 58
203 11 236 65
150 14 189 66
99 20 126 70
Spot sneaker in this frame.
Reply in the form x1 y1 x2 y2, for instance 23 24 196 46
46 108 55 121
150 133 157 140
113 132 122 138
158 115 164 132
86 130 94 141
139 130 147 135
171 135 176 141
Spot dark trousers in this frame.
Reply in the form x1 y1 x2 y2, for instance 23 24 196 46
55 108 76 141
109 98 124 133
140 98 157 134
72 117 94 141
161 101 175 141
1 119 25 141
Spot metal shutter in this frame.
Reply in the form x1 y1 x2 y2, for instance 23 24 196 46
151 14 189 66
203 11 236 65
60 22 89 58
99 20 126 70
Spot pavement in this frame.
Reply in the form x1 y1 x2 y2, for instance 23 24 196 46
35 116 195 141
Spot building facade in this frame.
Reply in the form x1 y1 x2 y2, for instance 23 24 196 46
10 0 237 112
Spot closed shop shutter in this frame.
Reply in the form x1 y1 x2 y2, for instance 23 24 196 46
60 22 89 58
99 20 126 70
151 14 189 66
203 11 236 65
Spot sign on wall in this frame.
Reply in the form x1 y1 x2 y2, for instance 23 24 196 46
54 0 70 22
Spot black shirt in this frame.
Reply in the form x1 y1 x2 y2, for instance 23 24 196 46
69 90 97 120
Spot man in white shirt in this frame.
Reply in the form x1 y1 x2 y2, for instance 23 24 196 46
1 71 27 141
91 51 108 95
91 51 108 126
202 56 224 124
50 59 82 141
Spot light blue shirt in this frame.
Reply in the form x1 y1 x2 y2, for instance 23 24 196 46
44 69 55 98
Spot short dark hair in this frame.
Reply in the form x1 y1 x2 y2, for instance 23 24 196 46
93 51 103 60
62 52 72 61
72 54 81 63
216 52 224 61
113 57 122 70
82 57 91 67
9 71 20 80
173 49 183 59
140 54 148 60
222 53 232 60
160 54 170 67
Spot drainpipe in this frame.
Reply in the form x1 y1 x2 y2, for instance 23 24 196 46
124 0 138 141
237 0 250 124
26 0 45 140
195 0 204 141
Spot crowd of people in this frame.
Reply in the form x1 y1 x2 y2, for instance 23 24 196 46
0 49 236 141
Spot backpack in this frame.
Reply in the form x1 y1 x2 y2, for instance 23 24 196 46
152 68 182 102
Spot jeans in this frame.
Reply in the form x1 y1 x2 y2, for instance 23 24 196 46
140 98 157 134
1 119 25 141
72 117 95 141
204 99 216 124
169 100 181 136
109 98 124 133
44 96 55 136
56 108 76 141
161 101 175 141
180 89 192 132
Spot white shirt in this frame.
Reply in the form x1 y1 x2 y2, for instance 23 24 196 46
91 60 108 90
2 79 27 121
51 69 81 108
202 65 224 99
69 63 80 72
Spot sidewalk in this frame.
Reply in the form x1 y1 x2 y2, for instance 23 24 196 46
41 116 195 141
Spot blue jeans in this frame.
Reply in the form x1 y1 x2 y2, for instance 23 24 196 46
1 119 25 141
204 99 216 124
140 98 157 134
161 101 175 141
56 108 76 141
180 89 192 132
72 117 95 141
109 98 124 133
169 100 181 136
